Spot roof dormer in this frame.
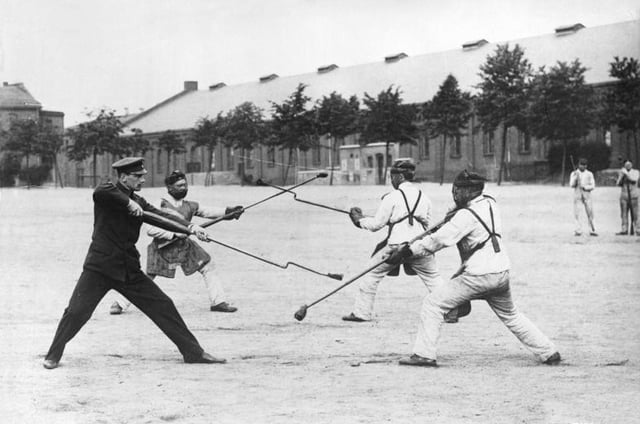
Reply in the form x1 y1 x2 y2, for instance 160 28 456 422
384 53 408 63
462 39 489 50
555 23 585 36
259 74 279 83
209 83 226 91
317 64 339 74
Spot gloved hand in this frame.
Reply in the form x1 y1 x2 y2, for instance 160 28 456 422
127 199 143 217
385 243 413 265
224 206 244 220
189 224 209 241
349 207 364 228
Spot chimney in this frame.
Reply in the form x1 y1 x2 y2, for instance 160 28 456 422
183 81 198 91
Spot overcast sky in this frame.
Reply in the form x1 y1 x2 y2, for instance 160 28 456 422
1 0 638 126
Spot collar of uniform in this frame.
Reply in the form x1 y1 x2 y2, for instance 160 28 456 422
116 181 134 198
397 181 413 189
468 194 485 205
165 196 184 207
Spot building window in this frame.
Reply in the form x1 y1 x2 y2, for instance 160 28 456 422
267 147 275 167
226 147 234 171
157 148 163 173
312 145 321 166
483 130 494 156
419 135 430 159
518 130 531 154
367 156 374 168
246 150 253 168
450 135 462 158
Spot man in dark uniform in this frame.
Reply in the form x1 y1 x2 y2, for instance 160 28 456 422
43 157 225 369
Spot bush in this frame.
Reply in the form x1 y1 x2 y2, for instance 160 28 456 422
0 154 21 187
18 164 52 186
547 141 611 174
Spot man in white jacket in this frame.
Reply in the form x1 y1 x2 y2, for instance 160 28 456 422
110 170 243 314
569 158 597 236
386 170 560 367
343 159 447 322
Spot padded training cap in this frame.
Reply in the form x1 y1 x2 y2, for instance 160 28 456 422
165 170 186 186
453 169 486 187
389 159 416 175
112 157 146 174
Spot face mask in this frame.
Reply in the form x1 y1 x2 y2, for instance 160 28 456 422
168 186 188 200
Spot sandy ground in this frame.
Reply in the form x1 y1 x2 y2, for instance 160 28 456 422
0 181 638 424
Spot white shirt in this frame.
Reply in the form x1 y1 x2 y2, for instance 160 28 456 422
410 195 510 275
359 181 432 245
616 167 639 198
147 197 226 240
569 169 595 192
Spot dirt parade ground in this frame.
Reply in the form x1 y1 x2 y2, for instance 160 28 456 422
0 181 638 423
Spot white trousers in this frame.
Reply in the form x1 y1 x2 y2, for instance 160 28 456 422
412 270 557 362
113 264 226 309
352 247 444 320
573 191 595 233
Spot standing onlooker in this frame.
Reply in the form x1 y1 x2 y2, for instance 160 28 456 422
616 159 639 236
569 158 597 236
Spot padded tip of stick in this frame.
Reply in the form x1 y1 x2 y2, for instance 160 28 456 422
317 172 328 178
294 305 308 321
328 273 343 281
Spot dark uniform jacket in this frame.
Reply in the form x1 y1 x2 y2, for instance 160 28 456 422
82 181 192 282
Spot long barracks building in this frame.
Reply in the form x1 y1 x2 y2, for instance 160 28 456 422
64 19 639 187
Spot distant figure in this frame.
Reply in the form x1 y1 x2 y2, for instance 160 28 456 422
615 159 639 236
569 158 597 236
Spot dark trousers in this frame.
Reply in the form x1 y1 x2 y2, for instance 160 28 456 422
45 269 204 362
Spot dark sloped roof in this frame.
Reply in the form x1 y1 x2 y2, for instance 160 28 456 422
0 83 42 109
124 19 640 134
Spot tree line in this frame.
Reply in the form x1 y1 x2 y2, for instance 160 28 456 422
1 45 638 187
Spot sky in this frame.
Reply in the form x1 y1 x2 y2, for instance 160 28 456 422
1 0 639 126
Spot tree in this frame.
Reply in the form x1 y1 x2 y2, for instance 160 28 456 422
36 122 64 188
270 83 316 184
1 119 40 186
157 130 186 174
423 74 472 185
476 44 533 185
316 92 360 185
360 85 418 184
529 60 596 185
66 109 125 187
192 113 228 185
1 118 63 187
225 102 265 184
113 128 149 158
604 56 640 162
